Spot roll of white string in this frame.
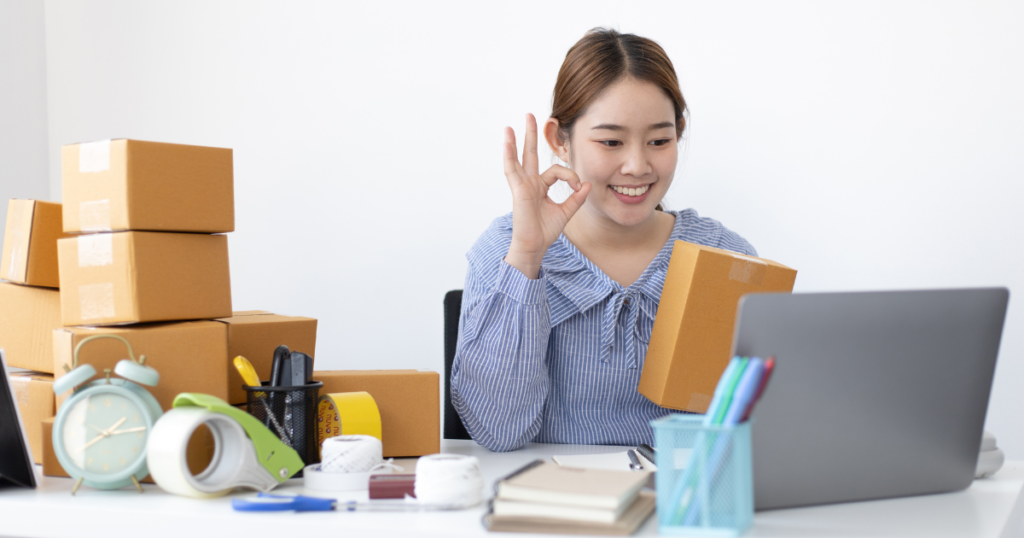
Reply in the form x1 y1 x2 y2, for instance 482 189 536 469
414 454 484 507
320 435 383 473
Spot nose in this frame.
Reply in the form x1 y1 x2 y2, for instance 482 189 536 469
621 144 651 178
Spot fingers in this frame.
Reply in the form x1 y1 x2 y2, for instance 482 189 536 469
560 181 592 218
503 127 524 184
522 114 539 176
539 164 581 188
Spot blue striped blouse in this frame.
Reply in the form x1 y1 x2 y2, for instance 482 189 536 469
451 209 757 452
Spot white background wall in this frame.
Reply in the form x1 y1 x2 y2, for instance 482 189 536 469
18 1 1024 455
0 0 50 253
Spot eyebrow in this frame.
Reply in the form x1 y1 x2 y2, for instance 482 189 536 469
591 121 675 131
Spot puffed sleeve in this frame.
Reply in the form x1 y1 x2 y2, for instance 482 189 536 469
450 214 552 452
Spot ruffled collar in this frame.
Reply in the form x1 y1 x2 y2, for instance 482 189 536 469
540 212 683 368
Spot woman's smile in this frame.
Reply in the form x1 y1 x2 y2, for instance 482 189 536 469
609 183 652 204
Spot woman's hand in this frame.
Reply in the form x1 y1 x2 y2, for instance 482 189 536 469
503 114 592 279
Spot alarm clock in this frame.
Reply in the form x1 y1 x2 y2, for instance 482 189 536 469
52 334 162 495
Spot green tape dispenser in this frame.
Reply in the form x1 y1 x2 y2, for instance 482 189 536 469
147 393 304 498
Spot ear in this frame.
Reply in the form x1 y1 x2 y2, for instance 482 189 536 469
543 118 570 163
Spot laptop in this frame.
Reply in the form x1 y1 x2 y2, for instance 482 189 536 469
733 288 1009 510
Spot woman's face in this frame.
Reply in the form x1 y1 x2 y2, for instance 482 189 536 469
557 78 679 227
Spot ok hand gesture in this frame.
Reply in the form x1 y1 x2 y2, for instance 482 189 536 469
503 114 591 279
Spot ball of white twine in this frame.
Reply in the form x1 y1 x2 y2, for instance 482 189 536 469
414 454 484 507
320 435 383 474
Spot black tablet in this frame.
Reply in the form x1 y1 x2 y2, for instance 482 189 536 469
0 350 37 488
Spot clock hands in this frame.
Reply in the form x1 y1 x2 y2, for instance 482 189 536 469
78 417 128 453
110 426 147 435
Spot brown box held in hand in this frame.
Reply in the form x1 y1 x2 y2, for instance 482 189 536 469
57 231 232 326
9 372 55 464
0 283 62 372
1 199 70 288
215 311 318 405
315 370 439 458
61 139 233 234
639 241 797 412
53 321 230 411
41 417 213 483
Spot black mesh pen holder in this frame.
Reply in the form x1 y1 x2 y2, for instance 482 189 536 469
244 380 323 471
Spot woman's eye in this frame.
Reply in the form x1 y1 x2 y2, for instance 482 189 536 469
599 140 622 147
650 139 671 147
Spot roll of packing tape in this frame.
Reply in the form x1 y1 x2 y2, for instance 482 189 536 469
148 408 282 498
317 392 382 458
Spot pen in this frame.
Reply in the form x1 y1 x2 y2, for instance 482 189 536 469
232 493 468 512
627 449 644 471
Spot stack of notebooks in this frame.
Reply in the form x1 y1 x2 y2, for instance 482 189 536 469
484 461 655 535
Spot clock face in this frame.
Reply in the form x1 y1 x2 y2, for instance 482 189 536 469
60 389 149 475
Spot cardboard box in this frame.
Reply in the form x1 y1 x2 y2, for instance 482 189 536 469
1 199 70 288
9 372 55 464
41 417 213 483
61 139 234 234
315 370 439 458
215 311 318 405
53 321 230 411
639 241 797 412
57 231 232 326
0 283 62 372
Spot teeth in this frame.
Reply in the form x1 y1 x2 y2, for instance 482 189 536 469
613 185 649 196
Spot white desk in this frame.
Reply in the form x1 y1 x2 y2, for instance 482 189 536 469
1 440 1022 538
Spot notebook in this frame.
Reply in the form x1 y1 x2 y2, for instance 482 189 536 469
485 491 655 535
493 497 630 524
496 461 650 510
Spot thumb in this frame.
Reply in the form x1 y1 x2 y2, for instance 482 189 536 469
560 182 592 218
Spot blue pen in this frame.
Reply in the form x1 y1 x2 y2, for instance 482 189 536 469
722 358 764 426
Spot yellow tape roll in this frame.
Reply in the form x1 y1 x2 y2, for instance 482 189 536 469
317 392 382 458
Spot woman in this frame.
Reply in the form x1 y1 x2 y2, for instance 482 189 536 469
452 28 757 452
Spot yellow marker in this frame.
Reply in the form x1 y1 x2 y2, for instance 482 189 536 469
233 356 262 387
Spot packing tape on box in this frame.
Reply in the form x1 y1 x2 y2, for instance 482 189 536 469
78 140 110 173
728 254 767 285
3 202 28 280
317 392 382 458
78 282 116 321
77 234 113 267
148 393 303 499
79 200 112 232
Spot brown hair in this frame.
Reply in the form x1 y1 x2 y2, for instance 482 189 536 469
551 28 687 145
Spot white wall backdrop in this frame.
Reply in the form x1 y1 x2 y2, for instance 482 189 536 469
0 0 50 254
39 1 1023 455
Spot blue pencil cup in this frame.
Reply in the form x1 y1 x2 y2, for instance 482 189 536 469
651 414 754 536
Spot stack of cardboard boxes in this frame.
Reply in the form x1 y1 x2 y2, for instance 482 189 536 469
1 199 71 463
3 138 439 481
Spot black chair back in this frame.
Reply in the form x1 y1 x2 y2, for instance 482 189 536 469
443 290 472 440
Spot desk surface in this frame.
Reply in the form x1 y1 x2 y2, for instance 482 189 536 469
1 440 1022 538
